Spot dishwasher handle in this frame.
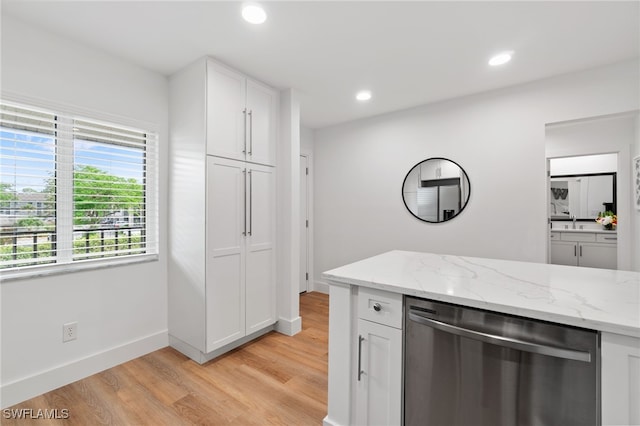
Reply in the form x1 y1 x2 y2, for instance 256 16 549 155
408 309 591 363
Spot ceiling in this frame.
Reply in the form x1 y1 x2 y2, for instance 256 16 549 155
2 1 639 129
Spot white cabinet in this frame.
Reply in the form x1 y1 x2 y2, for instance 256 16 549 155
168 57 277 363
205 157 275 353
419 158 460 180
550 231 617 269
601 332 640 426
206 59 277 166
355 287 403 426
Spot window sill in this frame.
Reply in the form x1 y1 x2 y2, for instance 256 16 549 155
0 254 159 283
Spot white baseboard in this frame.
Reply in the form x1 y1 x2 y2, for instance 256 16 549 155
323 415 343 426
275 316 302 336
312 280 329 294
169 325 275 364
1 330 168 409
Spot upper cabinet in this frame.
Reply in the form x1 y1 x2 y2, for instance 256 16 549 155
419 157 461 180
206 59 277 166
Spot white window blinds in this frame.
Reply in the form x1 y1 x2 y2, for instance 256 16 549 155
0 101 158 273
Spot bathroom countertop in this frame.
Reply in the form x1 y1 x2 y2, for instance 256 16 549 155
551 228 617 234
323 250 639 337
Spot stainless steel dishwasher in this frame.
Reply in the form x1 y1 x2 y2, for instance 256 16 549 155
404 296 600 426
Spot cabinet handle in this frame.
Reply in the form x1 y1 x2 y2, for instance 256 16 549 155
603 237 617 241
373 302 382 312
248 110 253 155
242 169 247 236
574 245 576 257
248 170 253 236
580 245 583 257
242 108 247 154
357 335 364 381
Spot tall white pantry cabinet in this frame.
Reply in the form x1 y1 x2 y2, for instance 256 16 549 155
169 57 278 363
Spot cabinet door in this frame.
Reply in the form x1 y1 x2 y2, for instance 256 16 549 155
355 319 402 426
206 60 247 161
245 164 276 333
206 157 246 352
601 332 640 426
579 242 617 269
246 79 277 166
550 241 578 266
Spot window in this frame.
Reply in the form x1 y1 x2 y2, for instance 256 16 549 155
0 101 158 275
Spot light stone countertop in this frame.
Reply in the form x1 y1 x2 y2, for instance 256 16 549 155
551 228 617 234
323 250 639 337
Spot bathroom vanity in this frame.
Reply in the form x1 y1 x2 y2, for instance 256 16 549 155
550 229 617 269
322 250 640 426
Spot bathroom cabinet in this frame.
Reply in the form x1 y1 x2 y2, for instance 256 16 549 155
550 231 617 269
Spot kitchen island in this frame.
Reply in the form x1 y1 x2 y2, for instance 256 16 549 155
322 250 640 426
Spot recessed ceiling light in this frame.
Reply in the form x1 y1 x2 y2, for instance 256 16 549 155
488 51 513 66
242 3 267 24
356 90 372 101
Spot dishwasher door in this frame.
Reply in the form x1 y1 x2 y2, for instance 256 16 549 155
404 297 600 426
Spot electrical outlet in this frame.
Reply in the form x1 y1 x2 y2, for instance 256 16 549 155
63 322 77 342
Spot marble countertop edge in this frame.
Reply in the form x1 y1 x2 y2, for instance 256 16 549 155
322 250 640 339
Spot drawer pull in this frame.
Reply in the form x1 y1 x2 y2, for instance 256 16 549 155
373 302 382 312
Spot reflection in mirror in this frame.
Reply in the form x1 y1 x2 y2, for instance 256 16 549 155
549 173 616 220
402 158 470 223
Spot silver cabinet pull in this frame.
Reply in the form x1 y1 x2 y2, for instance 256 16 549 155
248 170 253 236
248 110 253 155
574 245 577 257
580 245 583 257
408 309 591 362
357 335 364 381
242 169 247 236
373 303 382 312
242 108 247 154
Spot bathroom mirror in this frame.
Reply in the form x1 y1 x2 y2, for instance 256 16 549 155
550 172 616 220
402 157 471 223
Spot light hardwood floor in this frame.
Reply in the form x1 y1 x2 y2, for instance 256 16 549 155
4 292 329 426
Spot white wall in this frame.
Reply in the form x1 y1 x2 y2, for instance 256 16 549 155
275 89 302 335
635 117 640 271
0 15 169 406
314 60 639 284
550 153 617 175
546 115 637 270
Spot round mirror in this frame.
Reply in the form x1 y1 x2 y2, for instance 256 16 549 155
402 157 471 223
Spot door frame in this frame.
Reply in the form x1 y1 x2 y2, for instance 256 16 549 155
300 150 314 293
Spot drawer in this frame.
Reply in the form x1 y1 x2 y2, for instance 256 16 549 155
358 287 403 329
596 233 618 243
561 232 596 242
550 232 560 240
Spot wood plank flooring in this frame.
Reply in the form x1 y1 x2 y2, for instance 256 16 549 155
4 292 329 426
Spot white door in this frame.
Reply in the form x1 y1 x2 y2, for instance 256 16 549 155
245 164 276 334
246 79 276 166
206 60 247 161
206 157 246 352
300 155 309 293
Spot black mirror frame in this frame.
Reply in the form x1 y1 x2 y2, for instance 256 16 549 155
549 172 617 221
401 157 471 224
